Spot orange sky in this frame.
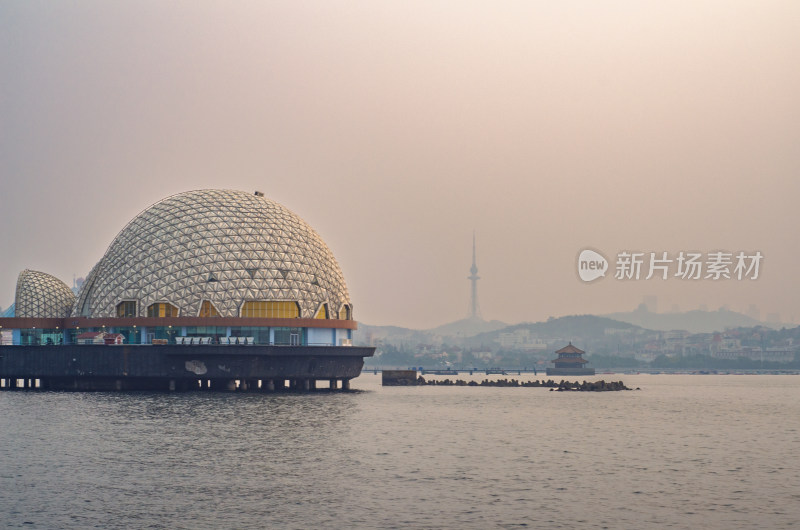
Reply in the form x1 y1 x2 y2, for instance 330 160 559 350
1 1 798 328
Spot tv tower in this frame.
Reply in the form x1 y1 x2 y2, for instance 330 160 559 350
468 232 481 320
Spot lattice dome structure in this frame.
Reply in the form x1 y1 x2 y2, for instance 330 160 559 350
73 189 351 319
15 269 77 318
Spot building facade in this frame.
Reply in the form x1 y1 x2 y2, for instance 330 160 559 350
0 189 372 391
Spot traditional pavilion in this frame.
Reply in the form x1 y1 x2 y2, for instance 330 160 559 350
546 342 595 376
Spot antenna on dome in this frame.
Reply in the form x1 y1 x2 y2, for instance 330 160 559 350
254 191 264 197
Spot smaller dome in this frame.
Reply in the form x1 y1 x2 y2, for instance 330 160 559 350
14 270 76 318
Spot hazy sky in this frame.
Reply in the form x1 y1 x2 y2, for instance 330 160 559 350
1 1 798 328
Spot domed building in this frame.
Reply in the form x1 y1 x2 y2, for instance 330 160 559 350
15 269 76 319
71 189 354 346
0 190 373 391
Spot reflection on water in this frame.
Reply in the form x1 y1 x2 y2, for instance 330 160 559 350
1 374 799 528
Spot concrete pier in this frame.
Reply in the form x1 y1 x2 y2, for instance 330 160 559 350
0 373 356 393
0 344 373 392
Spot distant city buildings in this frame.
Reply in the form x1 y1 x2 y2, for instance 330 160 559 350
497 328 548 351
71 276 85 296
642 295 658 313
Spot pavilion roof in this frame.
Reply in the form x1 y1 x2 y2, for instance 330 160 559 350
555 342 585 354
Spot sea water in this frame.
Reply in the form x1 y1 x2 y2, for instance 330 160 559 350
1 374 798 528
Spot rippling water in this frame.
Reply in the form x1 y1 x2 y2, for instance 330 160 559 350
1 374 799 529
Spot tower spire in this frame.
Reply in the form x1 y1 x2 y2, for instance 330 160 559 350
468 231 481 320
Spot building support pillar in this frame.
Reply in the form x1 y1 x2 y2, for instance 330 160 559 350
329 379 338 390
341 379 350 391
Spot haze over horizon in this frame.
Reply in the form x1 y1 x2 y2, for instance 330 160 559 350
1 2 798 329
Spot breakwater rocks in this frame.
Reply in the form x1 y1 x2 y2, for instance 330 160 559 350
417 376 637 391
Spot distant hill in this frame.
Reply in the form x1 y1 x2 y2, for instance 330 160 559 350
463 314 646 347
427 317 508 337
603 306 771 333
356 310 786 350
355 317 507 346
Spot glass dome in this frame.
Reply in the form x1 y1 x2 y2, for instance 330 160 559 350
15 269 76 318
73 189 351 319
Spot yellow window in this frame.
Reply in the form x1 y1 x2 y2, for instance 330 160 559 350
241 301 300 319
147 302 179 317
338 304 351 320
199 300 219 317
116 301 137 317
314 304 328 319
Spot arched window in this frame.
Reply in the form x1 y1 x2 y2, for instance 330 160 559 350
314 303 329 319
338 304 351 320
199 300 220 317
147 302 179 317
116 301 137 317
240 301 300 318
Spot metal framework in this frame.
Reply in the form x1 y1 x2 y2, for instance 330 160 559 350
14 269 76 318
72 189 351 319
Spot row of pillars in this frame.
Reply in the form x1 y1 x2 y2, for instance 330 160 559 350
191 378 350 392
0 377 351 392
0 378 41 389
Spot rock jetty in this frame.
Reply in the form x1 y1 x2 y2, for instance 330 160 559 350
416 376 636 391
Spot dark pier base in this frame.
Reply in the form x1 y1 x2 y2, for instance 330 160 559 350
546 368 596 376
0 344 374 392
0 376 356 392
